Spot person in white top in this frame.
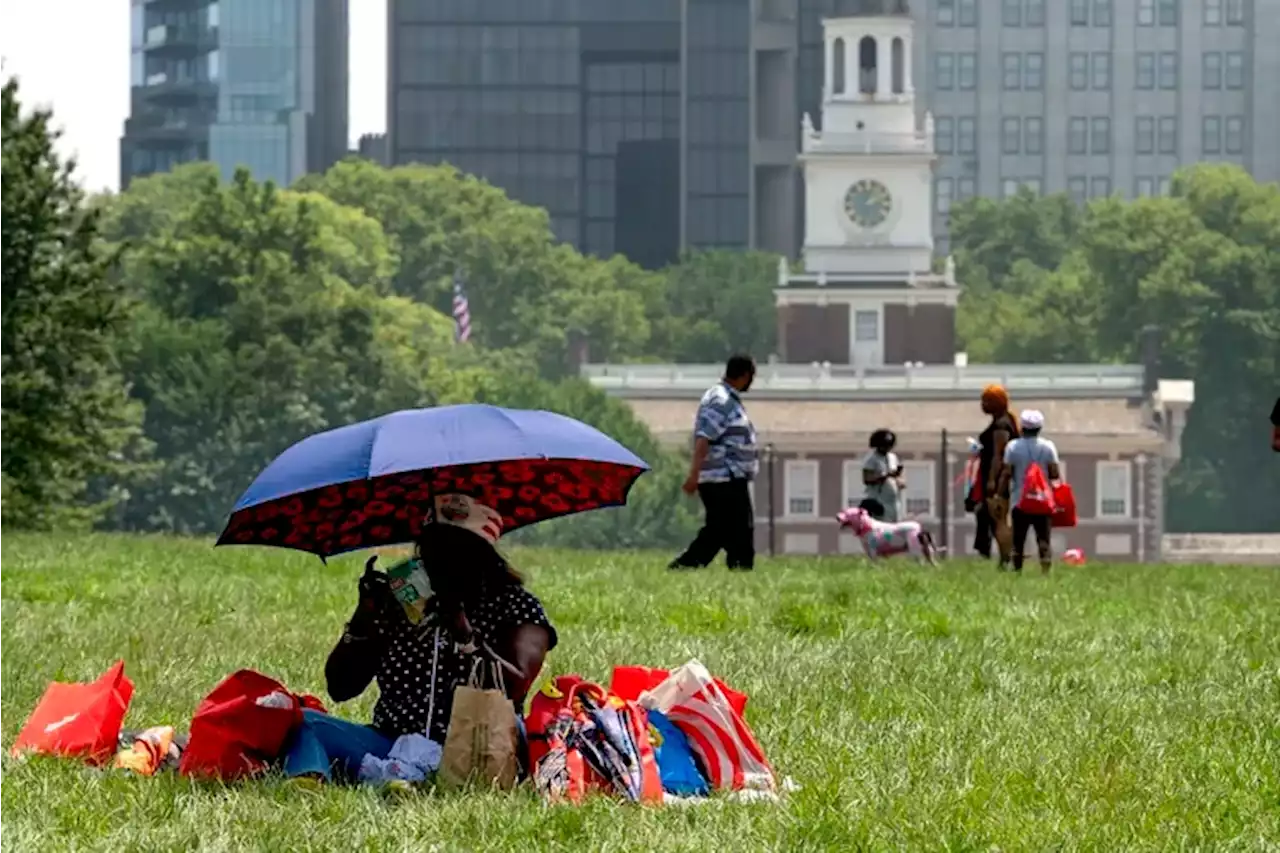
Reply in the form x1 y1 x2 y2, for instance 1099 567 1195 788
998 409 1061 573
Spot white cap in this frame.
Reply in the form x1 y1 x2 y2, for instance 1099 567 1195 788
424 494 503 545
1020 409 1045 430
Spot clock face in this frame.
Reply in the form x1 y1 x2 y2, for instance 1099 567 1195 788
843 179 893 228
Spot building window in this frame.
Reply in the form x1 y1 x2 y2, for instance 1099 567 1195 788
1024 117 1043 155
1203 52 1223 89
858 36 877 95
1157 0 1178 25
833 37 847 94
1136 53 1155 89
1092 52 1111 89
902 461 936 517
1091 176 1112 198
958 0 978 26
1002 116 1021 154
784 459 819 518
1068 117 1088 154
957 176 977 200
1136 176 1155 197
1204 0 1222 24
892 38 906 93
1069 53 1088 90
1026 0 1046 25
842 460 865 509
936 177 954 214
1024 53 1043 90
935 116 954 153
1096 461 1131 518
1002 0 1021 26
1225 52 1245 89
1225 116 1244 154
958 53 977 90
1002 53 1021 90
937 0 955 25
936 53 955 90
957 117 977 154
1202 115 1222 153
1226 0 1245 24
1024 177 1043 195
1158 116 1178 155
1002 178 1020 199
1068 176 1088 204
1158 52 1178 89
854 310 879 342
1091 117 1111 154
1136 117 1155 154
1158 175 1172 195
1070 0 1089 25
1093 0 1113 26
1137 0 1155 24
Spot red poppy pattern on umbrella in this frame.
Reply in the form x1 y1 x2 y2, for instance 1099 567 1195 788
217 459 645 557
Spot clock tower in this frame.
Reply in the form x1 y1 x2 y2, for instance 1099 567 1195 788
776 4 960 368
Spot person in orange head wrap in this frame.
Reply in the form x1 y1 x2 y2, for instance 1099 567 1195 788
977 385 1021 569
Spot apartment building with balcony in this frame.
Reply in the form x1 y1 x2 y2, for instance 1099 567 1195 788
121 0 348 189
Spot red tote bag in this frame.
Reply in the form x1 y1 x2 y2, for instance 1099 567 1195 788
11 660 134 766
179 670 324 781
1051 481 1078 528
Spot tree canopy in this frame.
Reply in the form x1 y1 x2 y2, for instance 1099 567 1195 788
952 164 1280 532
1 78 146 529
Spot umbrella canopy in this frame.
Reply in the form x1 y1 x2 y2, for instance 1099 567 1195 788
216 404 650 557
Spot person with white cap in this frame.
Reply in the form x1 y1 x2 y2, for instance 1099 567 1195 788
282 493 558 784
997 409 1061 573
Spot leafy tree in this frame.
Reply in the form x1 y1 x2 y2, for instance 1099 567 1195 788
652 250 780 363
1 78 146 529
297 159 662 376
951 165 1280 532
108 168 480 532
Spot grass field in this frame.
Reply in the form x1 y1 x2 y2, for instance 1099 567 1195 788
2 533 1278 852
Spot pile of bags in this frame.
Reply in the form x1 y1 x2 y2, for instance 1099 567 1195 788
524 660 776 804
10 658 779 805
10 662 329 780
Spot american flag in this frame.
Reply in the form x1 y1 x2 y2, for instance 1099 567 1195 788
451 269 471 343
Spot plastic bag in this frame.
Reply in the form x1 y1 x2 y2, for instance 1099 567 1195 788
11 660 134 766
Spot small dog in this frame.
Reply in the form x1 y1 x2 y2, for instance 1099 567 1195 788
836 506 940 566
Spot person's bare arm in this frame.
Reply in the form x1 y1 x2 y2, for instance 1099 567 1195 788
1048 462 1061 481
499 624 552 705
325 631 385 702
688 437 710 480
996 465 1012 499
988 429 1011 494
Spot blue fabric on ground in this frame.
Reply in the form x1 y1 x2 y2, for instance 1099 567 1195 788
283 709 394 780
648 709 709 796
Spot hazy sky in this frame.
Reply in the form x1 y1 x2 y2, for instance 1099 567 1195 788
0 0 387 192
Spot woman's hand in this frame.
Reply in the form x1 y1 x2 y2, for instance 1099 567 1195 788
349 556 392 638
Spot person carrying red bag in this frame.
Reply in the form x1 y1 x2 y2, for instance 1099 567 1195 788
997 409 1062 574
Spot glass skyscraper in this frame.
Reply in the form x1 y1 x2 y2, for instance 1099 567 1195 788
121 0 348 189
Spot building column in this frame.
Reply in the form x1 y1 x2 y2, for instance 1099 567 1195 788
877 36 892 96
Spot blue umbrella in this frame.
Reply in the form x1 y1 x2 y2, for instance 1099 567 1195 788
216 404 650 557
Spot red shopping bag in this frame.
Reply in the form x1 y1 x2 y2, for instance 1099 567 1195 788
641 660 774 792
11 660 134 765
1016 464 1056 515
610 665 749 718
1051 481 1078 528
179 670 324 780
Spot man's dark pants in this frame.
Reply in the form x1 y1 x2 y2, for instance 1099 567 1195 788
671 479 755 569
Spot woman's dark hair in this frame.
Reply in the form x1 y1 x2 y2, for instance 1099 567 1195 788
869 428 897 452
414 523 523 595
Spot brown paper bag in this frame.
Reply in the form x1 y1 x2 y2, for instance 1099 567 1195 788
439 660 518 790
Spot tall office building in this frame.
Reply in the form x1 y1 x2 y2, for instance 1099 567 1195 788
121 0 348 189
388 0 1278 265
910 0 1280 250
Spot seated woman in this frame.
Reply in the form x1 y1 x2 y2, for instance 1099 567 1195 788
284 494 557 782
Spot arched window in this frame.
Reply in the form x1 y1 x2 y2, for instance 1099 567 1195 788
832 37 846 94
858 36 877 94
891 37 905 94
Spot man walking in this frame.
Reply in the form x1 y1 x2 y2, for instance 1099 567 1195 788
669 354 758 571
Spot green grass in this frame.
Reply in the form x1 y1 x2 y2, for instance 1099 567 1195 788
2 534 1278 852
